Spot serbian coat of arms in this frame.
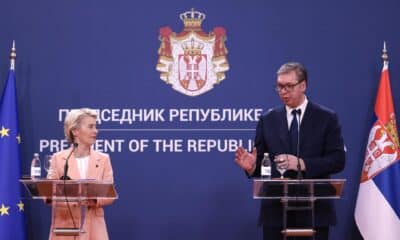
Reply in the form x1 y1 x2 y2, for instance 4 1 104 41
156 9 229 97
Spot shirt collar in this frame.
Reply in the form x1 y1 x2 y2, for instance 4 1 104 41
285 96 308 123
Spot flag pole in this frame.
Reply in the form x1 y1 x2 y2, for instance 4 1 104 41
382 41 388 63
10 40 16 71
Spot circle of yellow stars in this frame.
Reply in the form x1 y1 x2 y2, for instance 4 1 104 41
0 126 24 217
0 125 21 143
0 201 24 216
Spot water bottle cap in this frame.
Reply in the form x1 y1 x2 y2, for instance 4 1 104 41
263 152 269 157
33 153 39 157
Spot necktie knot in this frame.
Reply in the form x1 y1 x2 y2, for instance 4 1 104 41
291 109 301 117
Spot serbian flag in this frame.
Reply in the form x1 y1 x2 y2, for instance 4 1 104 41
355 51 400 239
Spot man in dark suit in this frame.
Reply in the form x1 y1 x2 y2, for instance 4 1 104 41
235 62 345 240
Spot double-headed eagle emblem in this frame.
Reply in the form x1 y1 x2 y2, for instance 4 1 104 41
156 9 229 96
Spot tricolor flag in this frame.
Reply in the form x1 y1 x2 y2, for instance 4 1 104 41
355 43 400 239
0 42 26 239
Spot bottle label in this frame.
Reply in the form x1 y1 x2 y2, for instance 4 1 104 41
31 167 41 177
261 166 271 178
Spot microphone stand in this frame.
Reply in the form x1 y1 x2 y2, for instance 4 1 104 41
60 143 78 180
296 111 302 180
61 143 78 232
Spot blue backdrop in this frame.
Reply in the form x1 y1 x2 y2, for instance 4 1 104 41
1 0 400 239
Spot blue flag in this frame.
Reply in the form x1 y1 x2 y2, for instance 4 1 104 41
0 66 26 239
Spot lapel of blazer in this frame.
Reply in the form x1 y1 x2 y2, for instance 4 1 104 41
277 107 291 151
87 150 101 180
62 148 80 179
299 101 313 151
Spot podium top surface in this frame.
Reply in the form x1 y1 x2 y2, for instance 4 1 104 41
253 178 346 200
20 179 118 200
253 178 346 183
20 178 113 184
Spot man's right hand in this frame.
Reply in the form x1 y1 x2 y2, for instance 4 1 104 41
235 146 257 174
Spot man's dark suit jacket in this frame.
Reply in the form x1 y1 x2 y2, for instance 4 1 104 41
251 101 345 227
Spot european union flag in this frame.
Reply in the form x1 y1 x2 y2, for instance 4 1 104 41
0 44 26 239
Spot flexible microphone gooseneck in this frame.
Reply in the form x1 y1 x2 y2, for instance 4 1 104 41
295 110 302 180
60 143 78 180
61 143 79 237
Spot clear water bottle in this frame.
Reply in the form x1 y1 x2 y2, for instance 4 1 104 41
30 153 41 179
261 153 271 179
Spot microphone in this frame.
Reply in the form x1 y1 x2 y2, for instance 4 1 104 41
295 110 302 180
60 143 78 180
60 143 79 230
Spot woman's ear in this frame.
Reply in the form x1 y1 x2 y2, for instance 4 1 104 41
71 129 79 139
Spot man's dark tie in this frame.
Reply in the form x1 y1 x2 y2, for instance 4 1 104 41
289 109 301 155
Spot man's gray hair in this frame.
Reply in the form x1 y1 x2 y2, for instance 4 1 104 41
277 62 308 83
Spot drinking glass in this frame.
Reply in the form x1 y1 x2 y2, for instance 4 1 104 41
275 156 286 179
44 154 53 176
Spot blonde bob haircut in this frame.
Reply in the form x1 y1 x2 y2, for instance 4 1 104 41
64 108 98 144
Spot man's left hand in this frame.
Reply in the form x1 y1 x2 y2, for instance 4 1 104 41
274 154 306 171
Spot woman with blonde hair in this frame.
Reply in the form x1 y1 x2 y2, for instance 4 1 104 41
47 108 114 240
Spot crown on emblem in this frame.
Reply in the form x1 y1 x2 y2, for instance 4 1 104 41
179 8 206 29
182 39 204 55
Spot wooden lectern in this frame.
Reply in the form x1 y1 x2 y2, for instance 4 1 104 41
253 179 345 240
20 179 118 238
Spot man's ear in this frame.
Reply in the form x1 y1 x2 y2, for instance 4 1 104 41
300 81 307 92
